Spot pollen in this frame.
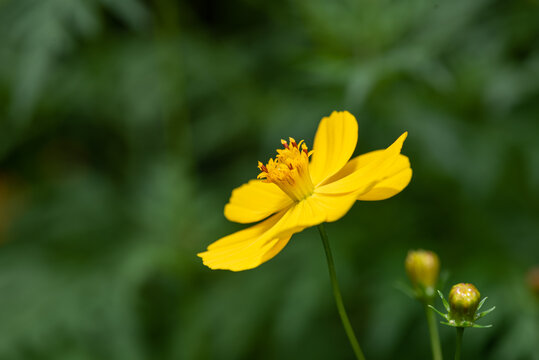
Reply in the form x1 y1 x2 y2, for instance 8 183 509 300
258 137 314 202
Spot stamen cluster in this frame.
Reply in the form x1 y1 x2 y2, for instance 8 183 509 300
258 137 314 202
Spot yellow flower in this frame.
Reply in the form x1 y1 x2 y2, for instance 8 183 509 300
198 111 411 271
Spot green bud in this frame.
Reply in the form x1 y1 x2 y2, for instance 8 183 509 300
449 283 481 322
430 284 494 328
405 249 440 298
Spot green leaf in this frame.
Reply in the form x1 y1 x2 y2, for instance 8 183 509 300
476 296 488 311
428 305 448 320
475 306 496 320
437 290 450 312
472 324 493 329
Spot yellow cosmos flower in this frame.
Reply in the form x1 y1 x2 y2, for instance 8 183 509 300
198 111 411 271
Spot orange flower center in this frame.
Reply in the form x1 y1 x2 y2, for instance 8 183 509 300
258 138 314 202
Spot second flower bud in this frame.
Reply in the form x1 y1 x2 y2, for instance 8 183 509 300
405 249 440 299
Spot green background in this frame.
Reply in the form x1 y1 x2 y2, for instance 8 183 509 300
0 0 538 359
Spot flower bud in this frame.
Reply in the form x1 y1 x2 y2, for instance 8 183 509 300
405 249 440 297
449 283 481 322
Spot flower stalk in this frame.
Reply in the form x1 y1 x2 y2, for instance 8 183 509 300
425 302 443 360
454 327 464 360
318 224 366 360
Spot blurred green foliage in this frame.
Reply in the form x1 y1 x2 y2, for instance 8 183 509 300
0 0 538 359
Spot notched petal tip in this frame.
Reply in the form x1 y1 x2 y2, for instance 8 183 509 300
330 110 354 117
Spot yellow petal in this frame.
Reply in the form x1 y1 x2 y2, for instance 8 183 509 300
260 236 292 264
200 199 326 271
316 132 408 195
358 165 412 201
324 150 412 201
224 180 294 224
199 210 293 271
308 191 359 222
200 233 293 271
309 111 358 186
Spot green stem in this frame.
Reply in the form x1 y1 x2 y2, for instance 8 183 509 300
454 327 464 360
317 224 366 360
424 303 443 360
